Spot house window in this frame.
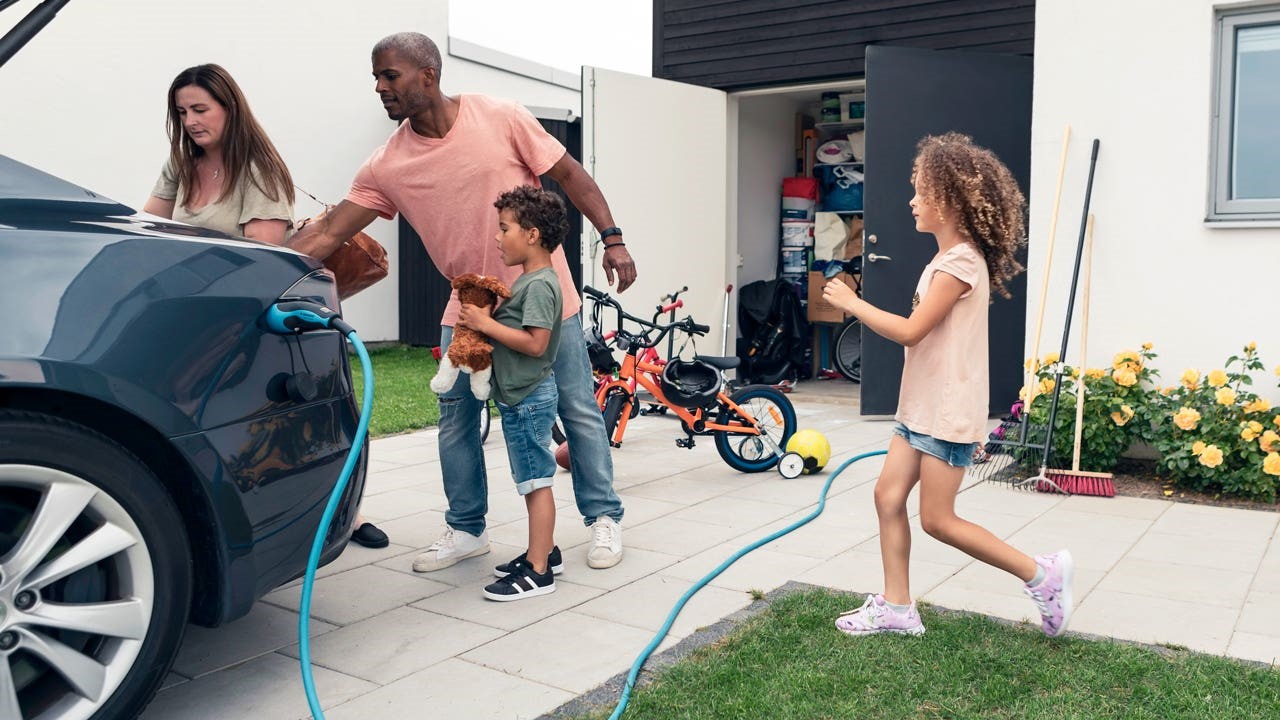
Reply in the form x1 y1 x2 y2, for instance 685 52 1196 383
1210 5 1280 222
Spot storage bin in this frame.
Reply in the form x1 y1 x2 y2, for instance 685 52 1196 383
781 221 814 247
780 248 809 274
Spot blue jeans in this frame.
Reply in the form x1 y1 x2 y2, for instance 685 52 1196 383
496 376 558 496
438 314 623 535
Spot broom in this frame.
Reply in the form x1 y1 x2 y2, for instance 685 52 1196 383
1045 214 1115 497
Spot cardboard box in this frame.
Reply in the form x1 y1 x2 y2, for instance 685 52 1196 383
807 271 852 323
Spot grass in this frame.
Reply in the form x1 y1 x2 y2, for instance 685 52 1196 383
571 588 1280 720
349 344 441 437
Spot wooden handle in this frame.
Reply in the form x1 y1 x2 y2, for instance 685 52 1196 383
1072 213 1094 472
1026 125 1072 406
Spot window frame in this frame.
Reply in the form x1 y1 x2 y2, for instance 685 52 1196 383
1208 4 1280 223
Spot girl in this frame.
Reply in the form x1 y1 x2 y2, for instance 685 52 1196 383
822 132 1073 638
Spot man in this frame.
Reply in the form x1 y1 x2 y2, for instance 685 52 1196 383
288 32 633 572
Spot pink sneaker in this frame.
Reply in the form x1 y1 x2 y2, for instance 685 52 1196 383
835 594 925 636
1024 549 1074 637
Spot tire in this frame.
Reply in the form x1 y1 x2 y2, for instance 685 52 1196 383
0 410 192 720
479 399 492 444
601 388 631 445
714 385 798 472
833 317 863 383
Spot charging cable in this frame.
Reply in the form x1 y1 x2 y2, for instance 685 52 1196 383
263 301 373 720
609 449 887 719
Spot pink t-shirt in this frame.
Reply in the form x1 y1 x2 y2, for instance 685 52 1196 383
895 242 990 443
345 94 580 326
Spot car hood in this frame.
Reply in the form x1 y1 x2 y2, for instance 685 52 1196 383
0 154 300 254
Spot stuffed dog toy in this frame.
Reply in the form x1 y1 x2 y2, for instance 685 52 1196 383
429 273 512 400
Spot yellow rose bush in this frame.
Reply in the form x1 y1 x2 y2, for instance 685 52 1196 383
1018 344 1159 472
1153 343 1278 501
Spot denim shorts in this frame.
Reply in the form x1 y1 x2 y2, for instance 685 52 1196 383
892 423 979 468
496 375 559 495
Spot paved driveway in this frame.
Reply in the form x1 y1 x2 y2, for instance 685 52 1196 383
144 383 1280 719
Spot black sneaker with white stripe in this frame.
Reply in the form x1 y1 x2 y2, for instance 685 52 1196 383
483 558 556 601
493 545 564 578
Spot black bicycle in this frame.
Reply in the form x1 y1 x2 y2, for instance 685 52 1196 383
829 256 863 383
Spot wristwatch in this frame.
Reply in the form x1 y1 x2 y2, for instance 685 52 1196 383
600 226 624 245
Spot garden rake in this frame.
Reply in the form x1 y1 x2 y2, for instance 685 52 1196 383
1016 138 1101 495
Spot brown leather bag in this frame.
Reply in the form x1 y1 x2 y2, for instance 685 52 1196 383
295 203 389 300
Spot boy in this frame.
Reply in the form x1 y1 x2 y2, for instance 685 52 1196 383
457 185 567 600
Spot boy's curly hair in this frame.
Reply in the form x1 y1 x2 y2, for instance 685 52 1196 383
494 185 568 252
911 132 1027 299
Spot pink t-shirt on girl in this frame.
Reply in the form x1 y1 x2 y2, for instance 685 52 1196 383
345 94 581 326
895 241 990 444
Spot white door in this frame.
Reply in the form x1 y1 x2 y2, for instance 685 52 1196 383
581 67 730 355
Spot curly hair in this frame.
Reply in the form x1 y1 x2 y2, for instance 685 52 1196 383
911 132 1026 299
494 185 569 252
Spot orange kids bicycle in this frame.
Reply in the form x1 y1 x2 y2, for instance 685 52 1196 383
583 286 804 478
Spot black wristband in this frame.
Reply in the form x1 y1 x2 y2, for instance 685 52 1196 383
600 226 623 241
603 241 626 249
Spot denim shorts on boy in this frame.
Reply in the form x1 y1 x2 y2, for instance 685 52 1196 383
496 375 559 495
892 422 979 468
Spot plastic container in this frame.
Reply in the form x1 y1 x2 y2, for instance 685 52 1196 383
780 248 809 274
781 222 814 248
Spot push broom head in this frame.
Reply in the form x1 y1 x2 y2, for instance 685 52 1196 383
1045 469 1115 497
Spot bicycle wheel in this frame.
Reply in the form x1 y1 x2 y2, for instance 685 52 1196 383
833 316 862 383
714 385 797 472
601 387 632 445
480 399 492 443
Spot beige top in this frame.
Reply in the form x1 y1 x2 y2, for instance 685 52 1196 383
895 242 990 443
151 159 294 238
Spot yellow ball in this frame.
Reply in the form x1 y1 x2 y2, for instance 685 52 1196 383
786 429 831 474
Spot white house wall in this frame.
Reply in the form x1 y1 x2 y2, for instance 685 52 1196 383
1031 0 1277 394
0 0 579 342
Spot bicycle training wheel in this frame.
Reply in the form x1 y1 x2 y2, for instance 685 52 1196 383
480 399 492 443
714 385 797 472
833 316 862 383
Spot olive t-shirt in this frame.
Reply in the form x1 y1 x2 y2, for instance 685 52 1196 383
150 160 294 238
490 267 562 406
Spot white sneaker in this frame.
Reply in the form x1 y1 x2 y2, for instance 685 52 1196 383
586 516 623 569
413 528 490 572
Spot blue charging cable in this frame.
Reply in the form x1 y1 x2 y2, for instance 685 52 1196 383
608 448 888 720
264 301 374 720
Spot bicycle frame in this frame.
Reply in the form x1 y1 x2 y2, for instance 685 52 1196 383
596 350 784 447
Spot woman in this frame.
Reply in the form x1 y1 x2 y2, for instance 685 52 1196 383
144 64 389 549
143 63 294 242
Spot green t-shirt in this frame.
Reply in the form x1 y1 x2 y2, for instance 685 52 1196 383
490 267 563 406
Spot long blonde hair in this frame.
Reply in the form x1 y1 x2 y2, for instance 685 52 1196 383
165 64 294 209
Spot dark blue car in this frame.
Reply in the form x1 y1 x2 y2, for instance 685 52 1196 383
0 152 366 720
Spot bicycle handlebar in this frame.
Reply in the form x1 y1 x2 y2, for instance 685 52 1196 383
585 286 707 350
658 299 684 314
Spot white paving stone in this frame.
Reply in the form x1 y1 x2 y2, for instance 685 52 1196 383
324 658 572 720
459 612 669 694
140 652 374 720
263 565 452 626
172 602 336 678
278 606 505 684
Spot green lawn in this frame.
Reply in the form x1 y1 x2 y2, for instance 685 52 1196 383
350 344 441 437
572 588 1280 720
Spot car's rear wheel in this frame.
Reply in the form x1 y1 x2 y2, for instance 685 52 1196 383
0 410 192 720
